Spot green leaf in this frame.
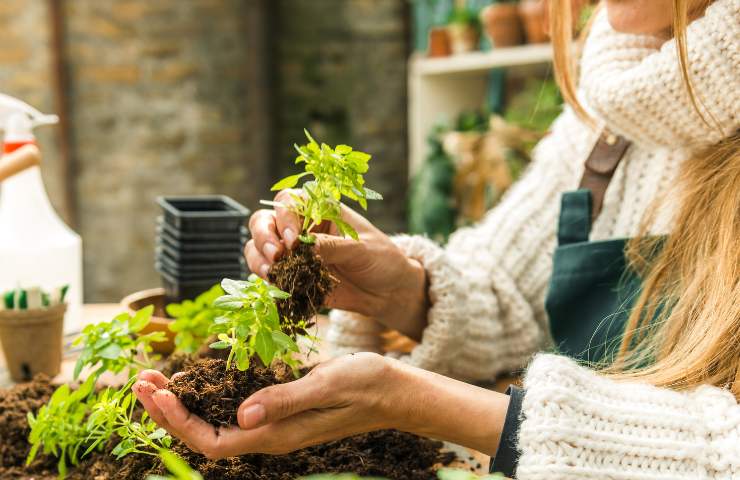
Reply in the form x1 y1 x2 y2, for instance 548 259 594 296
157 450 203 480
299 234 316 244
130 305 154 332
254 329 276 366
221 278 245 296
213 295 243 311
271 172 309 191
98 343 123 360
209 340 229 350
271 331 299 352
335 144 353 155
148 428 168 440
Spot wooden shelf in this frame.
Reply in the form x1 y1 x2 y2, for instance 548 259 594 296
408 44 553 176
411 43 552 76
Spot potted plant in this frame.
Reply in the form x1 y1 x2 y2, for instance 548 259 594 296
446 7 481 54
519 0 548 44
480 1 524 48
0 286 67 382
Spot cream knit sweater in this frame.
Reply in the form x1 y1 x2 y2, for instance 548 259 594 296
329 1 739 477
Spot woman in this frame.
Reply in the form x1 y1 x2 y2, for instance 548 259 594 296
135 0 740 477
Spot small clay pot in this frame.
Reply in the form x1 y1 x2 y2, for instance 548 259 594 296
480 3 524 47
0 304 65 382
446 23 480 54
428 26 452 57
120 288 176 355
519 0 549 44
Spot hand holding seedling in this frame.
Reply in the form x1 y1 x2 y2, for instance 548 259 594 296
132 353 510 460
248 131 431 340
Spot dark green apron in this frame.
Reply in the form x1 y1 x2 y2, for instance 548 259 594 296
545 133 640 363
545 189 641 362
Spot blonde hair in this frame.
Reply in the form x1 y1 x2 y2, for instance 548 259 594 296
550 0 740 396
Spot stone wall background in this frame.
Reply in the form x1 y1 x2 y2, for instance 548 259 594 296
0 0 409 302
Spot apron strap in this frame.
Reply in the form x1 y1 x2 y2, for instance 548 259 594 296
579 132 631 223
558 189 593 245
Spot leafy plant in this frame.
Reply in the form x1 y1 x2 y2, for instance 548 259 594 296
73 305 166 380
436 469 504 480
167 285 225 353
26 375 97 479
147 450 203 480
263 129 382 244
209 276 298 370
83 378 172 460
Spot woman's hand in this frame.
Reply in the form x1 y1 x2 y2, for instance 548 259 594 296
247 189 429 340
133 353 509 459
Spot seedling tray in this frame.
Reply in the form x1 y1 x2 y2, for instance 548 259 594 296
158 230 246 253
157 217 248 242
157 195 250 233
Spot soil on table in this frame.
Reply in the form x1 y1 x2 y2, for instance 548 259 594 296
268 242 336 332
1 356 457 480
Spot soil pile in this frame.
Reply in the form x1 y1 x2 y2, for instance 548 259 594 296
268 242 335 330
1 358 456 479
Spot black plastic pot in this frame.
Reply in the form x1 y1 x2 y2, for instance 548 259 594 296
157 217 248 242
159 230 246 253
159 270 224 303
157 195 250 233
156 244 243 263
156 254 246 277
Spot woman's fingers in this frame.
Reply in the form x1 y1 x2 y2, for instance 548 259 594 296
237 369 330 430
245 240 270 279
273 189 303 249
248 210 284 263
133 381 174 433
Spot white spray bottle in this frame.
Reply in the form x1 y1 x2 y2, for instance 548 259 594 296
0 93 83 333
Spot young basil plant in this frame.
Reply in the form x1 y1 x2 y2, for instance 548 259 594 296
262 129 382 244
26 375 97 479
166 284 225 354
83 378 172 460
210 276 298 370
72 305 166 380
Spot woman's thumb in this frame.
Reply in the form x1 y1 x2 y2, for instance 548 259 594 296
313 233 362 265
237 377 320 430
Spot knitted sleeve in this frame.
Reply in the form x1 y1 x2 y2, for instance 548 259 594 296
328 110 596 381
517 354 740 479
580 0 740 148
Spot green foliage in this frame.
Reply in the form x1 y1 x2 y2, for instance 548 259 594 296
26 376 97 479
265 129 382 243
147 450 203 480
209 276 298 370
436 469 504 480
72 306 166 380
167 285 225 353
448 6 480 27
83 378 172 460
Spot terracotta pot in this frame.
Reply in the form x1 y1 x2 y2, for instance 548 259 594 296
519 0 549 44
120 288 176 355
480 3 524 48
446 23 480 54
0 304 65 382
428 26 452 57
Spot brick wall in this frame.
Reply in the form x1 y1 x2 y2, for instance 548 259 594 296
0 0 409 302
274 0 410 233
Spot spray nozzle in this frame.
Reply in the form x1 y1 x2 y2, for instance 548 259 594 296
0 93 58 145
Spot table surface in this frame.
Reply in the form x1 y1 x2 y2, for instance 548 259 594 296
0 304 492 474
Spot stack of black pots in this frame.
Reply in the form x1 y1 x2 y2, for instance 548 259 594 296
155 195 250 303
